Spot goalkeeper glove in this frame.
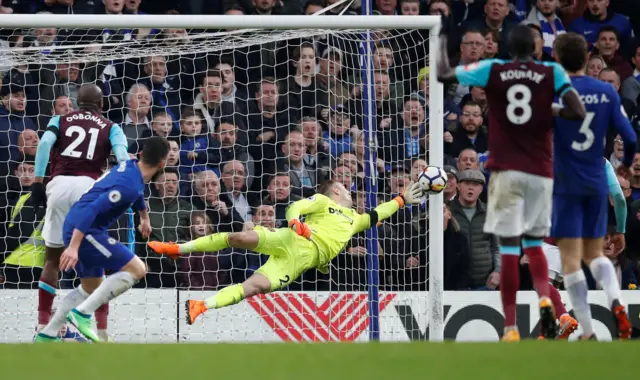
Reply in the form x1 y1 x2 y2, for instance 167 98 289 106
399 181 424 205
288 219 312 240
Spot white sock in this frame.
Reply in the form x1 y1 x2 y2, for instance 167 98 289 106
564 270 594 337
589 256 623 309
76 272 136 315
179 241 196 253
40 287 89 337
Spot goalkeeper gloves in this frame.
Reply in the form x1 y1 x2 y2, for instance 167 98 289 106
398 181 424 205
288 219 312 240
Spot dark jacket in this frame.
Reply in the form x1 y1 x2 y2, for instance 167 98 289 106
449 197 500 288
276 157 318 198
446 124 489 158
192 195 244 233
0 106 37 191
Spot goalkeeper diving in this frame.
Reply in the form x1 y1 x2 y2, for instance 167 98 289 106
148 179 424 324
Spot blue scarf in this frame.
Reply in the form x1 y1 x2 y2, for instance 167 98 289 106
404 126 424 158
536 11 566 55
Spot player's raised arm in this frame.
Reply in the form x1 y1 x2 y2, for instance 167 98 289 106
109 123 129 163
353 182 424 234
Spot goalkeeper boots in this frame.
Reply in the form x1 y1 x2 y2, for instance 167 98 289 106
34 333 61 343
67 309 100 343
185 300 207 325
538 297 558 339
558 314 579 340
148 241 181 260
612 303 632 339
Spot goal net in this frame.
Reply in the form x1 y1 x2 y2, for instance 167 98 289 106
0 14 443 343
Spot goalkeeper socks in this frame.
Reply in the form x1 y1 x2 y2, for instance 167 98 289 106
522 241 550 298
548 284 568 316
564 270 594 337
205 284 245 309
180 233 229 253
38 279 57 327
499 246 520 327
40 286 89 338
589 256 623 309
76 272 136 315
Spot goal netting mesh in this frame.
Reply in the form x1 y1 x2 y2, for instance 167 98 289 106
0 20 437 342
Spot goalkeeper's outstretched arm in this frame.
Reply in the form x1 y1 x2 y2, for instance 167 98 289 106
353 183 423 234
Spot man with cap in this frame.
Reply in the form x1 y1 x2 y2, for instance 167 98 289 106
449 169 500 291
0 82 37 191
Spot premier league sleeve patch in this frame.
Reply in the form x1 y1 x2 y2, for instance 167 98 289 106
109 190 121 203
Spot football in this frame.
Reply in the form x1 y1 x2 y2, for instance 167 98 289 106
418 166 448 194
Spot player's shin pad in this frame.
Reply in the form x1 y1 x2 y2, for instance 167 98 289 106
76 272 136 315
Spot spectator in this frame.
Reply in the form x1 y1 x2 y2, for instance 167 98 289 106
333 165 354 192
304 0 325 15
527 22 555 62
207 120 254 181
194 70 248 144
586 54 607 78
443 165 459 202
416 67 460 123
2 159 45 288
598 68 636 116
178 108 208 176
192 170 243 232
138 55 181 128
399 0 419 15
405 203 472 290
263 172 302 227
142 112 174 140
277 129 317 197
251 0 281 15
381 95 427 163
323 104 353 158
609 134 624 168
317 47 350 107
449 169 500 290
525 0 567 56
446 101 488 158
621 44 640 109
460 0 512 58
629 152 640 200
568 0 633 50
214 55 249 111
38 62 82 116
286 42 328 124
456 148 480 172
482 29 500 59
0 83 36 192
350 70 398 133
388 164 411 197
376 0 397 15
17 129 39 158
353 128 386 180
428 0 450 17
247 77 290 180
141 168 191 288
121 83 152 151
300 117 330 173
220 160 256 225
180 211 223 290
37 94 75 132
449 29 485 105
592 27 633 81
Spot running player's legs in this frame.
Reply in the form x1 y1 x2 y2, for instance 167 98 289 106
38 176 95 329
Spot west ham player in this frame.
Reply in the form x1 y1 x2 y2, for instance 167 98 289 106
551 33 636 340
437 21 586 341
35 137 169 342
31 85 129 340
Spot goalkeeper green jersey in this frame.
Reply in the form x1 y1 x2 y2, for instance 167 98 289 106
285 194 401 269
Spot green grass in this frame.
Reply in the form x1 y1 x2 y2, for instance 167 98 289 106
1 342 637 380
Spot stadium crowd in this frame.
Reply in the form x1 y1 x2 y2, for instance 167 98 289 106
0 0 640 294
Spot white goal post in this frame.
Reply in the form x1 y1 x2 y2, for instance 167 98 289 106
0 14 443 342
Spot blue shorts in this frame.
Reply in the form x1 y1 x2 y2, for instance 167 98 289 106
550 193 608 239
63 230 134 278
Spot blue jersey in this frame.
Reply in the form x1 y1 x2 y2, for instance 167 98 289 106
553 76 637 195
64 160 146 235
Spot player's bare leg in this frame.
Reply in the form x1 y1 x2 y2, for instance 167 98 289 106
583 238 632 339
559 238 595 340
521 235 556 339
498 236 522 342
35 277 102 343
67 257 147 342
37 246 63 331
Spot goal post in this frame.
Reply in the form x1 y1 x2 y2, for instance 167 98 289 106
0 13 443 342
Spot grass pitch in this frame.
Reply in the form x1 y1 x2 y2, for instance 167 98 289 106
1 342 636 380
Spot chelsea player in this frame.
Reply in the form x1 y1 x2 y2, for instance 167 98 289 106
35 137 170 342
552 33 636 340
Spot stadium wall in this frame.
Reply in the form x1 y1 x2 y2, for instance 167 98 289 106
2 291 639 343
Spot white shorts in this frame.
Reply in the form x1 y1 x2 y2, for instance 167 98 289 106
42 175 95 248
483 170 553 238
542 242 563 282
